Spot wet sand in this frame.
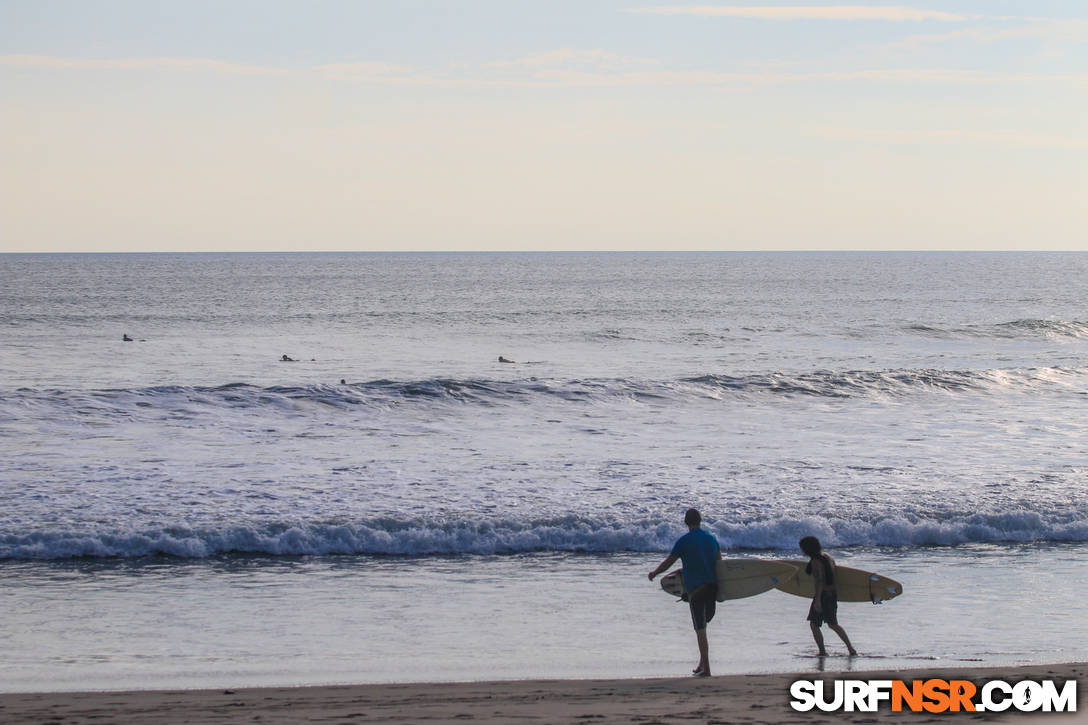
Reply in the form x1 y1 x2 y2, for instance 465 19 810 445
0 662 1083 724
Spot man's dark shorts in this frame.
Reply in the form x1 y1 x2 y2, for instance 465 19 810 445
807 590 838 627
688 582 717 630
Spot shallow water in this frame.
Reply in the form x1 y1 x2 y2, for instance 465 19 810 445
1 545 1085 692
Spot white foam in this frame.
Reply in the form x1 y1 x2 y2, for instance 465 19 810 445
2 512 1085 559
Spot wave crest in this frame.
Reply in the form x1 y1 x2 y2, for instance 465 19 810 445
3 365 1084 415
2 511 1084 560
909 319 1088 340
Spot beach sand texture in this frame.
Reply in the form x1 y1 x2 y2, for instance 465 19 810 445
1 663 1083 724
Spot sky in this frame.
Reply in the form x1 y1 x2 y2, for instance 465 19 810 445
1 1 1085 252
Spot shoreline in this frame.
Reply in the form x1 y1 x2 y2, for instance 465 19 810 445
1 662 1083 724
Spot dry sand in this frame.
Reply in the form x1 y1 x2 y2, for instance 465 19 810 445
0 662 1083 724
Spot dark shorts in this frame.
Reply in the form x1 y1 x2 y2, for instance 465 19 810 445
688 582 717 630
807 589 838 627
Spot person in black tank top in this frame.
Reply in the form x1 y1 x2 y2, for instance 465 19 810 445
799 536 858 657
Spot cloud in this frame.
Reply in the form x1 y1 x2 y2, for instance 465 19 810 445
629 5 977 21
526 67 1088 87
888 18 1088 50
312 62 414 80
808 125 1088 151
0 54 285 75
6 52 1083 90
488 48 662 70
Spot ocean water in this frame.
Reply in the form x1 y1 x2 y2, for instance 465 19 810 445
0 251 1085 692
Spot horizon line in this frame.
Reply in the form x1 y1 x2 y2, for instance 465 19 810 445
2 249 1085 255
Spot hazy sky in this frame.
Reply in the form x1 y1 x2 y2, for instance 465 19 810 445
2 1 1085 252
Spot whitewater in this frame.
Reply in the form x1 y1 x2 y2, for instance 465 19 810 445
1 251 1085 690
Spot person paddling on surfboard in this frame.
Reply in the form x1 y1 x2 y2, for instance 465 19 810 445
648 508 722 677
799 536 858 657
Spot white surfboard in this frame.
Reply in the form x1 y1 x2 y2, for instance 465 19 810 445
661 559 799 601
772 559 902 603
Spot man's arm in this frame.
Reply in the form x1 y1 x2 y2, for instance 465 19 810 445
811 556 824 611
648 554 679 581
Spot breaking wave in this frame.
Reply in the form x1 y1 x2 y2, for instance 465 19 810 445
908 319 1088 340
2 511 1085 560
2 365 1085 417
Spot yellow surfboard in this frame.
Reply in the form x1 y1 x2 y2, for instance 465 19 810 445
661 559 799 601
772 559 903 603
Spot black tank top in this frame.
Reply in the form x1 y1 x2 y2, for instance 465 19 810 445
805 554 835 586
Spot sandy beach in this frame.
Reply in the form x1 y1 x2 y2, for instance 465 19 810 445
1 662 1082 724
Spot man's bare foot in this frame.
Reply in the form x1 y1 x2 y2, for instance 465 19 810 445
848 649 858 656
817 651 828 657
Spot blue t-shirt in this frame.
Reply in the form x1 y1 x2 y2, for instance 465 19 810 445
669 528 720 593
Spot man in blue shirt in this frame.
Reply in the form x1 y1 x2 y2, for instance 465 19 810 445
648 508 722 676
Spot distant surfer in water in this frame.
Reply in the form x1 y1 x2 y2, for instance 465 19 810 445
281 354 296 362
498 356 515 363
648 508 722 677
122 334 133 342
799 536 857 657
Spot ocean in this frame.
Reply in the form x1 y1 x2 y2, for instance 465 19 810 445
0 251 1085 692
